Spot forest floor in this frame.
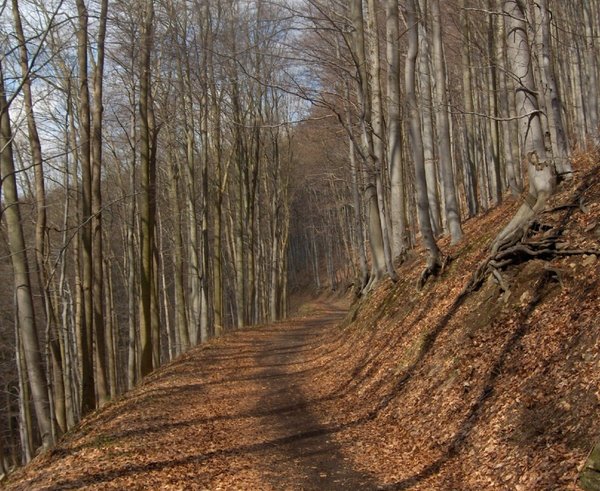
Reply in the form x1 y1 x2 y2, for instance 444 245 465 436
5 152 600 490
5 301 378 490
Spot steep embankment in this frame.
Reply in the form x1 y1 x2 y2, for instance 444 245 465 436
5 153 599 490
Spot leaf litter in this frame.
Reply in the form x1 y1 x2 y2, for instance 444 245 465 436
5 152 600 490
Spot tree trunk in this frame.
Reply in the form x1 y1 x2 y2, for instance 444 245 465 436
1 62 54 450
582 3 599 140
495 8 520 195
386 0 408 258
91 0 109 406
461 0 479 216
405 0 441 271
485 0 502 206
494 0 556 252
431 0 463 243
74 0 96 414
15 325 33 463
127 110 138 390
536 0 572 177
139 0 155 377
12 0 67 436
168 145 190 354
417 1 443 236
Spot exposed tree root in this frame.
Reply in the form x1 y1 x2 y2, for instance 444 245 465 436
416 255 447 291
470 169 599 294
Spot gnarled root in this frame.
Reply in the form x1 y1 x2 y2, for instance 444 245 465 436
417 254 443 290
476 172 599 294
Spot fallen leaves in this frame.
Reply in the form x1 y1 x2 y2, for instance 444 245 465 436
4 158 600 491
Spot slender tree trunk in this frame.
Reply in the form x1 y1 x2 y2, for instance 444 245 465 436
485 0 502 205
537 0 572 177
582 3 599 140
348 123 369 289
91 0 109 406
431 0 463 243
199 59 210 341
496 8 520 195
127 111 137 389
74 0 96 414
387 0 407 258
168 146 189 354
1 62 54 450
104 257 117 397
417 1 443 235
150 100 161 370
461 0 479 216
139 0 155 377
15 328 33 463
206 12 223 337
406 0 441 272
58 124 77 427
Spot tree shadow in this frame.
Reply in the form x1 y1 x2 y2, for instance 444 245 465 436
41 276 555 491
46 314 380 490
250 322 380 489
379 270 559 489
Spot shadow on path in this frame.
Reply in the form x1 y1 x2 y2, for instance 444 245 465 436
34 304 381 490
251 315 379 490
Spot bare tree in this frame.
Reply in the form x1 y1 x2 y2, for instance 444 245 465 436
139 0 157 376
493 0 555 252
0 61 53 450
430 0 463 243
405 0 441 281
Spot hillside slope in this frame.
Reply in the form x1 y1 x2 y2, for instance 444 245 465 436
4 154 600 490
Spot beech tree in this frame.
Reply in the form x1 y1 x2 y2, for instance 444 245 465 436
139 0 157 377
493 0 555 252
405 0 441 277
430 0 462 243
0 61 53 450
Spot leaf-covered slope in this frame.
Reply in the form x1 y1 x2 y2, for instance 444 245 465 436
320 151 600 490
4 153 600 490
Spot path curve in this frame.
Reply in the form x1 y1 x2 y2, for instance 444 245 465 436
8 302 379 490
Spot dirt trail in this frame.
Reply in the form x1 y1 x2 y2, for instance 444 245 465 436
7 302 378 490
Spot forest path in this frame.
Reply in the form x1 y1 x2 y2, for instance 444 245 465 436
9 301 378 490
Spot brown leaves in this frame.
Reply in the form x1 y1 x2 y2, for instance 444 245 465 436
5 158 600 490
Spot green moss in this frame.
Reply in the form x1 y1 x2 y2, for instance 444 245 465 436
577 440 600 490
579 470 600 491
89 434 118 448
395 329 429 374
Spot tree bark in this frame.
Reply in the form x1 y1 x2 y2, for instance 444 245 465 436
91 0 109 406
461 0 479 216
536 0 572 177
386 0 408 259
74 0 96 414
494 0 556 252
431 0 463 243
139 0 156 377
11 0 67 435
405 0 441 271
1 61 54 450
417 0 443 236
